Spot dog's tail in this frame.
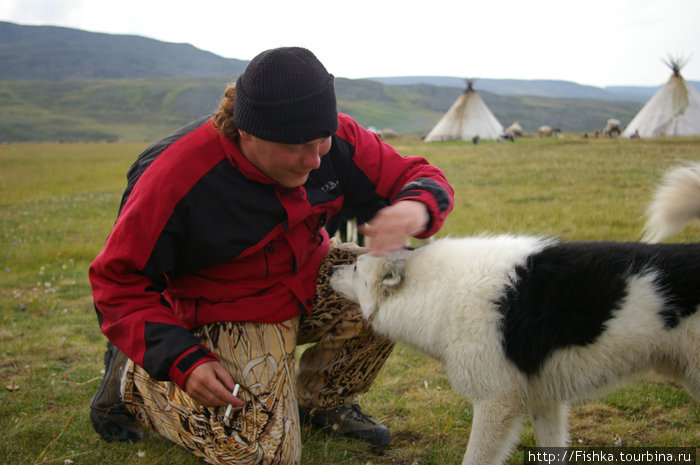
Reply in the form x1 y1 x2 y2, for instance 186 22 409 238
642 162 700 243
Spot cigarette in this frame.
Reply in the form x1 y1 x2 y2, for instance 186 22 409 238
223 383 240 423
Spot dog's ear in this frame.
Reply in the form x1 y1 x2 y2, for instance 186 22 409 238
379 259 404 294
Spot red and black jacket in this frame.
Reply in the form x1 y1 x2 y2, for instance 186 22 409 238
90 113 453 389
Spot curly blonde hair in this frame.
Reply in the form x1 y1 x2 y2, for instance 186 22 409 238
212 82 239 140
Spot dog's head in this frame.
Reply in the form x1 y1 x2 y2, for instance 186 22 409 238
329 253 405 322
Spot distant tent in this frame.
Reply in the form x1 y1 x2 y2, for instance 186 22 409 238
424 80 504 142
622 57 700 138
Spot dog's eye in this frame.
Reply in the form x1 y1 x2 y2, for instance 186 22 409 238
353 264 357 271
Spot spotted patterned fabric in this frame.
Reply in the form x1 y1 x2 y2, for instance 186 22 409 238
297 240 395 410
122 241 394 465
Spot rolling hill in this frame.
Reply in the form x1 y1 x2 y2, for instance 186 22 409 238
0 21 648 142
367 76 700 103
0 21 247 80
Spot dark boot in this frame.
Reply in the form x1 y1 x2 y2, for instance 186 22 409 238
89 342 143 442
299 404 391 446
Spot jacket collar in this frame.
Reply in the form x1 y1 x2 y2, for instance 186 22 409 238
216 128 280 185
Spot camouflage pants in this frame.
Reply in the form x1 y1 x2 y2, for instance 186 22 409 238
122 242 395 465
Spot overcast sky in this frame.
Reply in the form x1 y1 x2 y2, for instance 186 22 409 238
2 0 699 88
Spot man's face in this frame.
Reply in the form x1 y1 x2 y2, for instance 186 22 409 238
238 130 332 188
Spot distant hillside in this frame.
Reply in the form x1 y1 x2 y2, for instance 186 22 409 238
0 21 247 80
368 76 700 103
0 77 642 142
3 21 691 101
0 21 644 142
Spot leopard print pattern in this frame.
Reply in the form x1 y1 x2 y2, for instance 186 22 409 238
296 240 395 410
123 319 301 465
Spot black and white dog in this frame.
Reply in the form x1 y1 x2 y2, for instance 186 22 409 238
330 163 700 465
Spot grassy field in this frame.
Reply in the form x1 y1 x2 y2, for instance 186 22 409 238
1 135 698 465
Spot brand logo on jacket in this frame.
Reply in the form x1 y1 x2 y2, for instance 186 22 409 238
321 180 339 193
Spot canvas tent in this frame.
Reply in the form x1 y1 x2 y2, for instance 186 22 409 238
622 58 700 138
424 80 504 142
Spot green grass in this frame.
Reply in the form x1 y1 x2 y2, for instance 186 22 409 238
1 136 698 465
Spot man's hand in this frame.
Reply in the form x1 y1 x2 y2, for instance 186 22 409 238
358 200 429 254
184 361 244 408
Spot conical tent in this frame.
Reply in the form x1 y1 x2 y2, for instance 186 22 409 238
424 80 504 142
622 57 700 138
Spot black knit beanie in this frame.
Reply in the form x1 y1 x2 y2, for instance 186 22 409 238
234 47 338 144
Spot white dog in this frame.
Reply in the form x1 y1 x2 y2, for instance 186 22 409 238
330 167 700 465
